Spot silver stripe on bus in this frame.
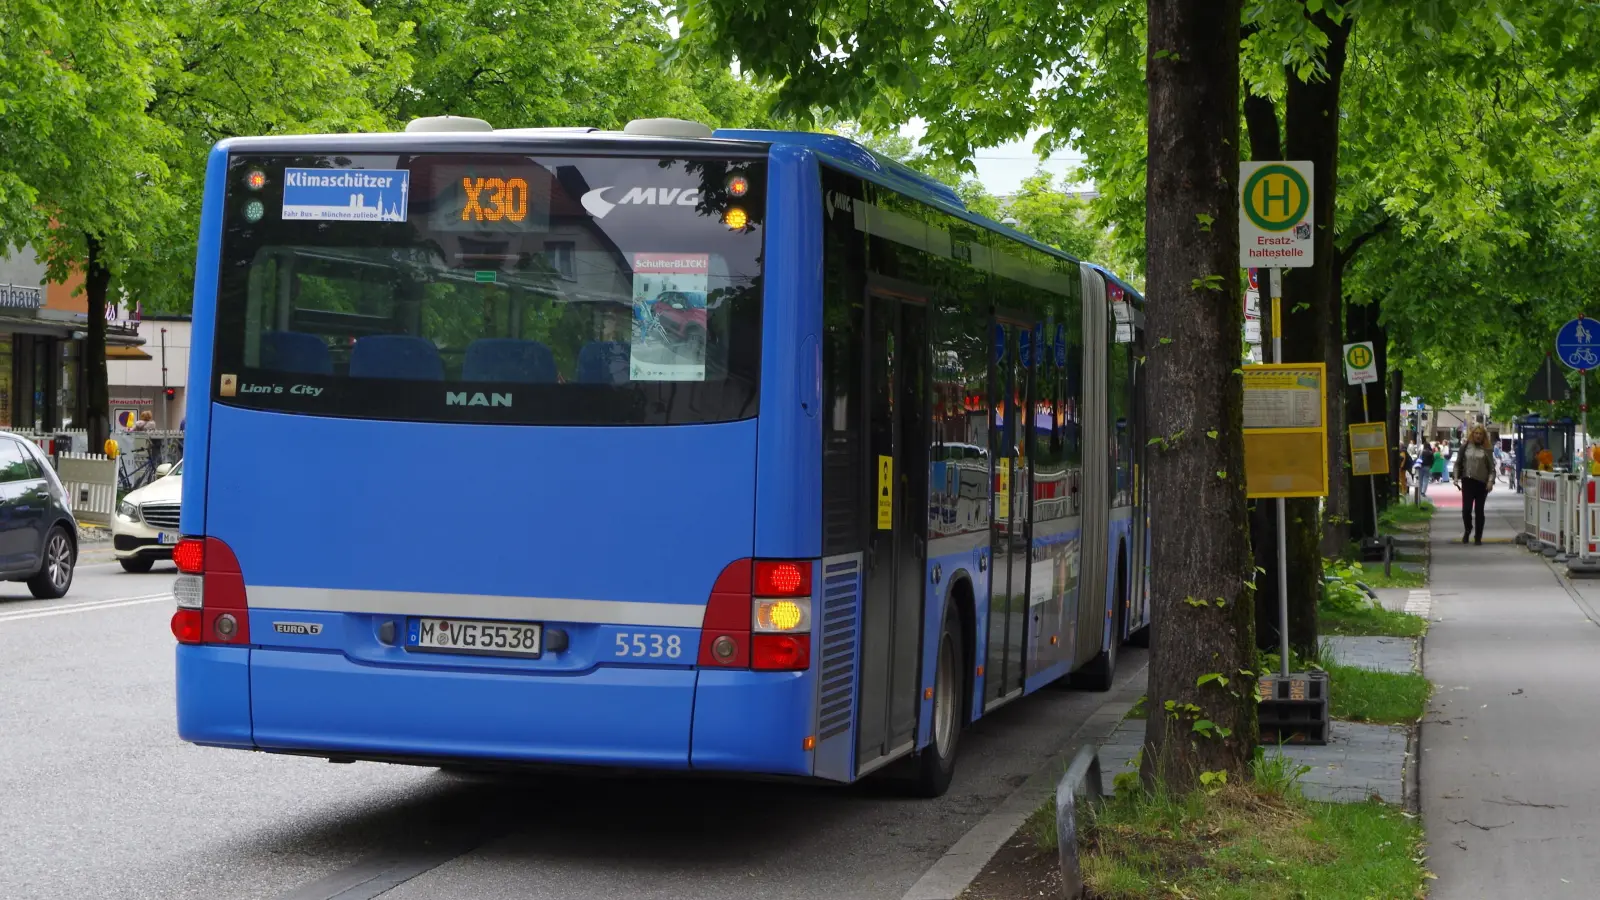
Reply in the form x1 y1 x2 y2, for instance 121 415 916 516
245 585 706 628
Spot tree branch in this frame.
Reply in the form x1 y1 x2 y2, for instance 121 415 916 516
1337 215 1392 272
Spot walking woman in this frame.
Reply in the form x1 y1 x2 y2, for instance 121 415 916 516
1454 425 1496 544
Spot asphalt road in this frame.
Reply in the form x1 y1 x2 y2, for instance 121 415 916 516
0 557 1145 900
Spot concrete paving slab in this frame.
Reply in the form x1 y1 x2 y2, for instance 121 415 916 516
1323 635 1417 674
1421 489 1600 898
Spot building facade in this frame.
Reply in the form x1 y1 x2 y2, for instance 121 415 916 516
0 247 148 431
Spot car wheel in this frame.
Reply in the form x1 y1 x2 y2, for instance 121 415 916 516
909 608 965 798
119 557 155 574
28 527 75 599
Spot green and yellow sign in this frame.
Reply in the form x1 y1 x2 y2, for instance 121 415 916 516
1240 160 1315 269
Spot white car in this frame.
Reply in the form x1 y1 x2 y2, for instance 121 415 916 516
112 460 182 573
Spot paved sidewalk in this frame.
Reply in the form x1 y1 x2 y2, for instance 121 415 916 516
1422 487 1600 897
1097 716 1408 804
1323 635 1416 674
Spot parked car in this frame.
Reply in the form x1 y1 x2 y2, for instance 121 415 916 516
0 432 79 598
112 459 181 573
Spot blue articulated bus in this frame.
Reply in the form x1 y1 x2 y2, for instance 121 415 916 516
171 116 1150 796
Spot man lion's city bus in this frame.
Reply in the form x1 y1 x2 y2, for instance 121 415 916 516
171 116 1150 796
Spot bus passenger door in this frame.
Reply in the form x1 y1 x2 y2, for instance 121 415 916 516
985 322 1028 708
857 292 930 772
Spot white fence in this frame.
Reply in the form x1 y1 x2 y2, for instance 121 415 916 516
57 453 118 526
0 427 184 526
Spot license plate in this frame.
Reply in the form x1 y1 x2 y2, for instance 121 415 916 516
157 532 178 545
408 617 542 658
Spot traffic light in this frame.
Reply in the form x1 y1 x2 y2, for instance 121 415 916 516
164 387 175 400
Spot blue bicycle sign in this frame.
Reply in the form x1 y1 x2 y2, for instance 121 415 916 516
1556 317 1599 370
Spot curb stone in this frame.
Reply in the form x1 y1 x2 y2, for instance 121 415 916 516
898 665 1145 900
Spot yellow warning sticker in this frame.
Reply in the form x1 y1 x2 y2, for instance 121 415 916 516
877 455 893 530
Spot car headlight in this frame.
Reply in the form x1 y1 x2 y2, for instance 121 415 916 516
117 500 139 522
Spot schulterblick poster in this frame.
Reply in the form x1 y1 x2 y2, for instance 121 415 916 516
630 253 709 382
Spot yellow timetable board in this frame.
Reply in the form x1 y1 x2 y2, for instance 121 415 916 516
1349 421 1390 476
1242 363 1328 498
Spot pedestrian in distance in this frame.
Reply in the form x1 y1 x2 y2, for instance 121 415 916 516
1454 425 1496 545
1418 443 1435 498
1398 445 1412 498
130 410 154 432
1431 442 1448 485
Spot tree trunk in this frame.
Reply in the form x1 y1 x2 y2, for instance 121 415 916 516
84 236 111 452
1140 0 1256 790
1279 8 1353 660
1243 79 1281 652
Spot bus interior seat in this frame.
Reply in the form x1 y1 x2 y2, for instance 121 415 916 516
576 341 631 384
349 335 445 381
259 331 333 375
462 339 559 383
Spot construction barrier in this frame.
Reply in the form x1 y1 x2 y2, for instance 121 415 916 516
1524 470 1541 542
57 452 118 526
1536 471 1566 551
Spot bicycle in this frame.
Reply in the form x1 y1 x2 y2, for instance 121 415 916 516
117 447 160 492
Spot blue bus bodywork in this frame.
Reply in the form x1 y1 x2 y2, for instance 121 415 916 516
175 125 1147 792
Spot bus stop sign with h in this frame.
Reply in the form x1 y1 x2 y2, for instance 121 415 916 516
1241 160 1329 743
1556 316 1598 573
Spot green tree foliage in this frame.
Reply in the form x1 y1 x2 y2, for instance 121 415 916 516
378 0 767 130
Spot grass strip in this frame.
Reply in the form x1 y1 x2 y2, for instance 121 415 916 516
1379 501 1435 529
1326 663 1430 724
1076 783 1427 899
1354 566 1426 589
1320 602 1427 638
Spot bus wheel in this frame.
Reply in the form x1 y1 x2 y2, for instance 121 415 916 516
1075 589 1123 692
911 608 965 798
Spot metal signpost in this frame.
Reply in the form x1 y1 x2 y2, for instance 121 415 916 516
1240 161 1316 681
1343 341 1387 555
1556 317 1594 567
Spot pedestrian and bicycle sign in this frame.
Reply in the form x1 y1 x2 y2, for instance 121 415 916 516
1556 317 1598 371
1343 341 1378 385
1239 161 1315 268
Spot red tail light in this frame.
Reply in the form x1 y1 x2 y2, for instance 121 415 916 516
754 560 810 597
173 538 205 575
171 609 202 644
752 634 810 671
698 559 814 670
171 536 250 645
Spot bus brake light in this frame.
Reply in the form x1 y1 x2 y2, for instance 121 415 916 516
754 560 809 596
752 634 810 671
173 538 205 574
171 609 202 644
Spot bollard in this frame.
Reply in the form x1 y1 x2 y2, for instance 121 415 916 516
1055 744 1104 900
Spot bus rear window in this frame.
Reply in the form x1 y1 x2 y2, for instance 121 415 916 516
211 153 765 425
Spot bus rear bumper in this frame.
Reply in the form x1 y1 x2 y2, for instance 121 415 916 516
246 648 698 768
176 644 254 748
690 669 816 777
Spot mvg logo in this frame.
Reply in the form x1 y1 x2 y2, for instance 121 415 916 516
581 186 701 219
446 391 512 407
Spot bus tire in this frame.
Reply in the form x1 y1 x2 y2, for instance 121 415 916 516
911 607 965 798
120 557 155 574
1075 569 1125 692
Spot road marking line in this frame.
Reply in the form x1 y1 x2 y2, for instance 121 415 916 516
0 593 171 623
1405 589 1432 618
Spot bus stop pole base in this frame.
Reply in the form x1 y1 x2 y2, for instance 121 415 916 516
1276 496 1290 677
